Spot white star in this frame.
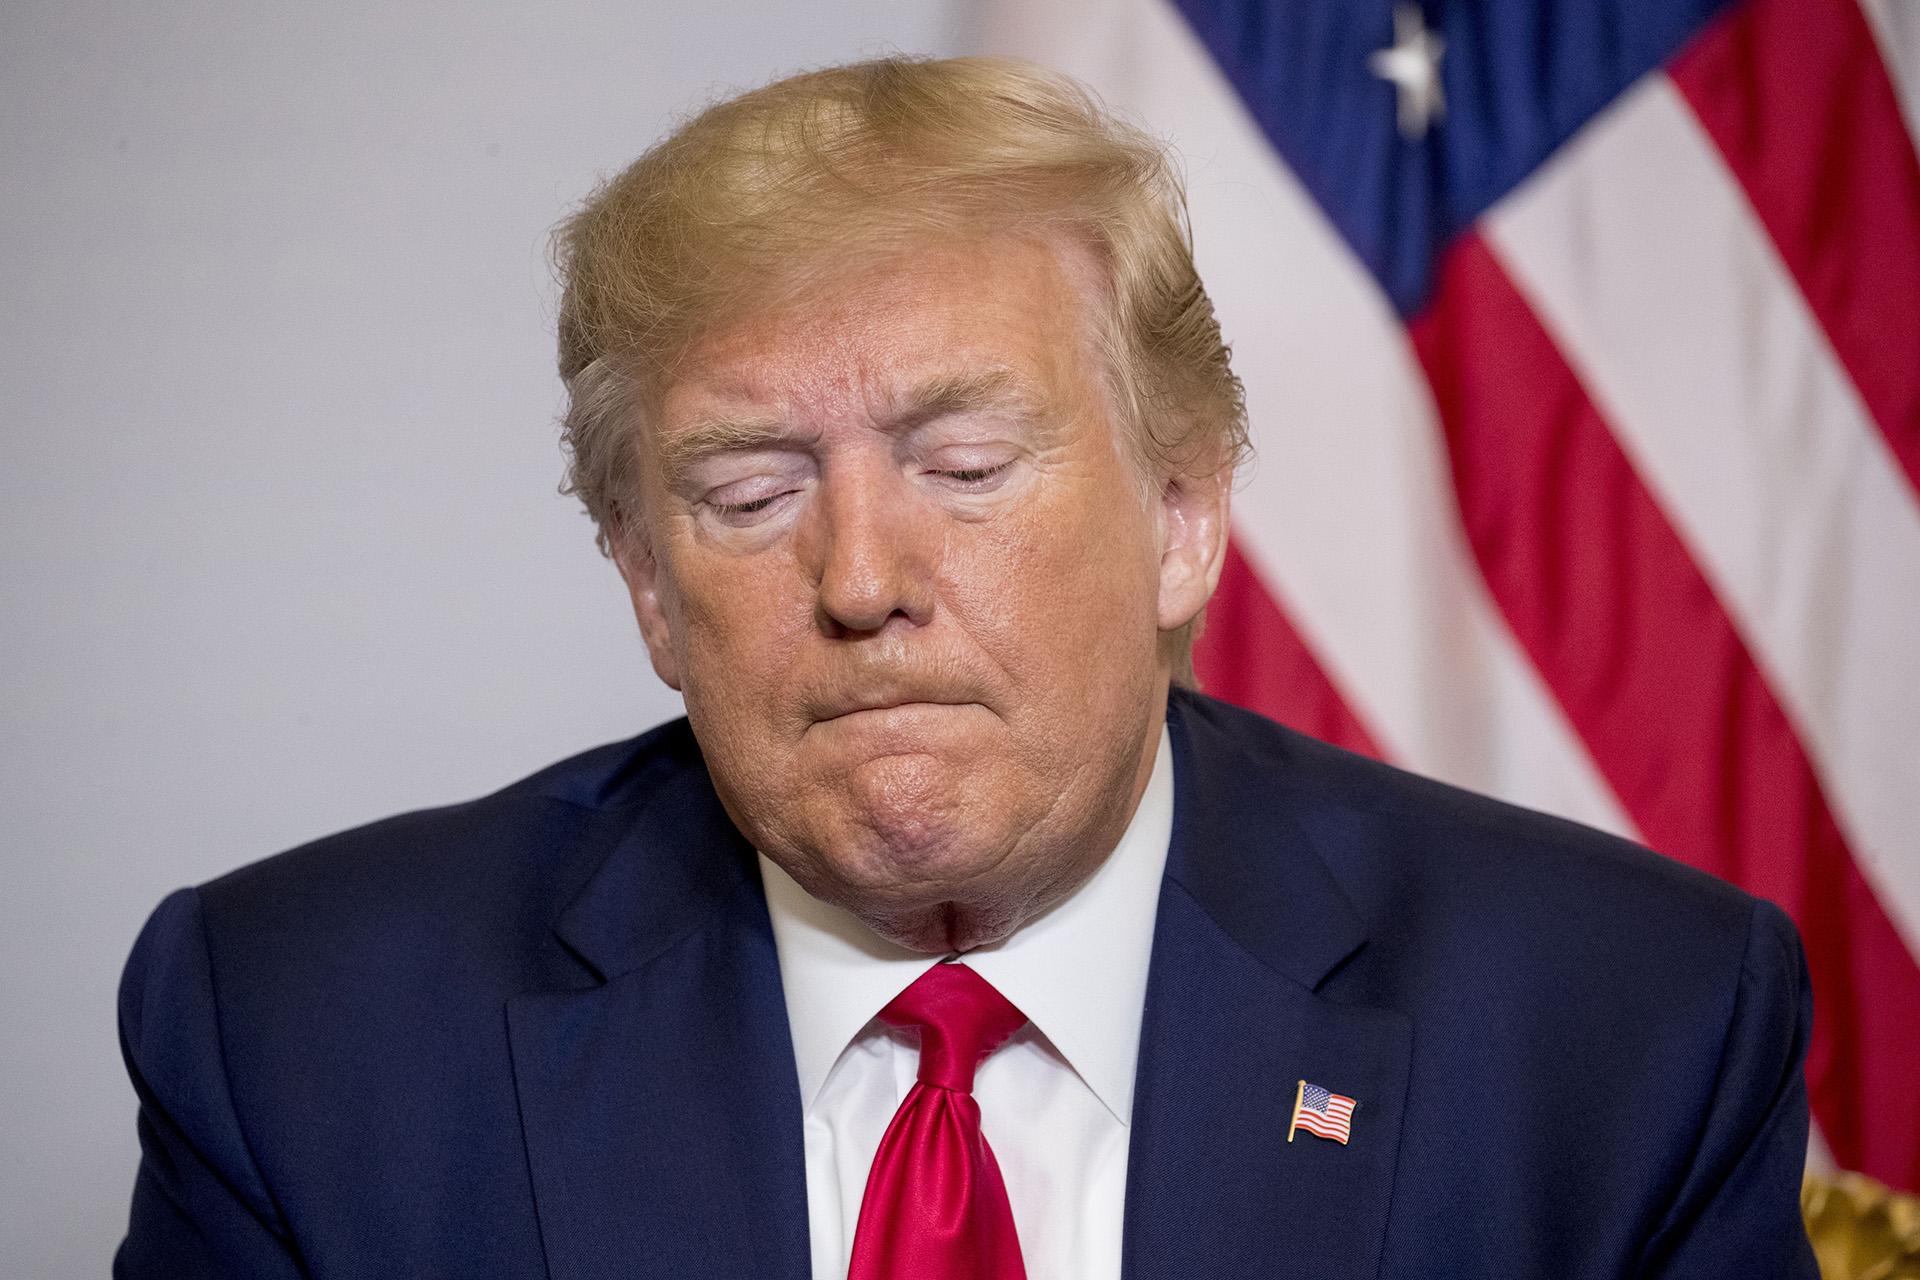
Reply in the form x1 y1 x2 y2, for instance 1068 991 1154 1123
1369 3 1447 140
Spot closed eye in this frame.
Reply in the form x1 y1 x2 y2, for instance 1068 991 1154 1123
714 493 787 515
705 487 803 525
931 461 1014 486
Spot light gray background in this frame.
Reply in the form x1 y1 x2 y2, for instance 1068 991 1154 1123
1 2 969 1272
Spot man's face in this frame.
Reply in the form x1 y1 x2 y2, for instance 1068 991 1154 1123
614 232 1226 952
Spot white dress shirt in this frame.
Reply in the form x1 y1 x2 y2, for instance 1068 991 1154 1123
758 729 1173 1280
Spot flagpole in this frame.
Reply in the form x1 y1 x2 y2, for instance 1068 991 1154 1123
1288 1079 1305 1143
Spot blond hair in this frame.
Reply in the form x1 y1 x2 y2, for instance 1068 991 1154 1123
554 56 1248 675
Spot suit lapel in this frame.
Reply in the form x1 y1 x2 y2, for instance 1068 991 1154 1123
1123 695 1413 1279
506 761 809 1280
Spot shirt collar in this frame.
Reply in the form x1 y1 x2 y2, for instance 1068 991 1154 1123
759 727 1174 1127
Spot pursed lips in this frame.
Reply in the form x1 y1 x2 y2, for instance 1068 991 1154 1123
803 671 996 729
816 698 976 723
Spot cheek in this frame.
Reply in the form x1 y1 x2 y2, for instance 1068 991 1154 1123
951 482 1162 677
663 547 809 713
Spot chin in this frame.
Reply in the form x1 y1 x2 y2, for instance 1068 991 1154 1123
857 896 1025 955
835 754 996 869
828 826 1014 911
795 821 1034 953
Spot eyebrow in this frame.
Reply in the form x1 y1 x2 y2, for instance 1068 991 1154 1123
655 367 1047 488
654 412 794 488
889 368 1039 431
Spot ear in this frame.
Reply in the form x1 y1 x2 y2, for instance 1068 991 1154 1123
609 515 684 691
1156 465 1231 633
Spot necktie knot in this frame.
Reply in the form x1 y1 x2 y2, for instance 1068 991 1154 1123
879 962 1027 1093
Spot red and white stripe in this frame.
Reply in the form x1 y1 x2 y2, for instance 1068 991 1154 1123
984 0 1920 1190
1296 1090 1359 1144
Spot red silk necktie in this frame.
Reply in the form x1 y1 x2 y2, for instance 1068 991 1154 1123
847 962 1030 1280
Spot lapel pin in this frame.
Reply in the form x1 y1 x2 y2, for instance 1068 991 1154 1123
1288 1079 1358 1145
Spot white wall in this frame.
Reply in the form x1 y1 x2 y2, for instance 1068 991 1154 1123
0 2 966 1272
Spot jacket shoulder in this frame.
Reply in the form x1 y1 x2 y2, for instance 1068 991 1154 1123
1173 689 1761 938
181 717 707 992
208 717 697 882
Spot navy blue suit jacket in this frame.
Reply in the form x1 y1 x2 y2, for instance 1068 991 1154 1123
118 690 1818 1277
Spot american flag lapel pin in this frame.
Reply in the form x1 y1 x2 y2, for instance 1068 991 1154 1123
1288 1079 1358 1145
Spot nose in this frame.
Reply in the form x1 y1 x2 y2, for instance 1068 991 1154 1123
801 463 937 637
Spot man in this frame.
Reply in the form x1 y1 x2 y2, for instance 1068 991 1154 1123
117 57 1817 1278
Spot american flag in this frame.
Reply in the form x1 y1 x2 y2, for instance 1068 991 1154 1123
984 0 1920 1190
1292 1081 1359 1145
